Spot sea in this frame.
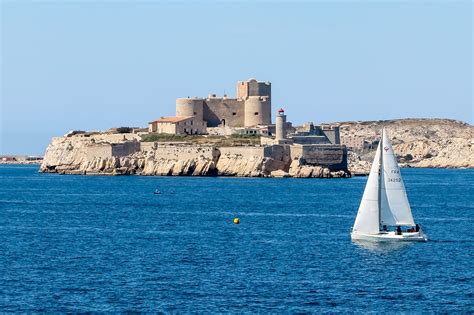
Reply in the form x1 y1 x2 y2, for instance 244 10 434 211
0 165 472 312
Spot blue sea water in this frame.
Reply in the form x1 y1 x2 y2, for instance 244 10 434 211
0 165 472 312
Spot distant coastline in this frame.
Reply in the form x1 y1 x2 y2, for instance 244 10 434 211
0 160 42 165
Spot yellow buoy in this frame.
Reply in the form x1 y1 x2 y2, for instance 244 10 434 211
233 218 240 224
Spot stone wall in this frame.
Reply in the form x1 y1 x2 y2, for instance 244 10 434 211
147 145 219 161
112 141 141 157
290 136 330 145
204 98 245 127
291 144 348 170
40 135 349 178
87 143 112 159
88 133 140 143
219 146 266 158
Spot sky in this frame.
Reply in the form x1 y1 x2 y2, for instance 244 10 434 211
1 0 472 155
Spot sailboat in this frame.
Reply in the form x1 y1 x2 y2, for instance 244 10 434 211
351 129 427 242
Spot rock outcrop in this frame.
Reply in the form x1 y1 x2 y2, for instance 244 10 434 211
337 119 473 173
40 134 348 178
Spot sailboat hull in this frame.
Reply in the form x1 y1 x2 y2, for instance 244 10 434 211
351 231 427 242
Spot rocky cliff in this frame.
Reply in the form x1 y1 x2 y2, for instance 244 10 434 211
339 119 473 173
40 135 348 178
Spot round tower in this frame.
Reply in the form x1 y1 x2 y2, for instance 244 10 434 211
244 96 271 127
176 98 204 121
275 108 287 141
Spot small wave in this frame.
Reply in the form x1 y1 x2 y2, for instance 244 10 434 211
418 217 474 222
428 239 474 243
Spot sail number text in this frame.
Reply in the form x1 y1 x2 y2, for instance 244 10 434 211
387 169 401 182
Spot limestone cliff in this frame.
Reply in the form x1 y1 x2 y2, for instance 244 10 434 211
338 119 473 173
40 135 348 178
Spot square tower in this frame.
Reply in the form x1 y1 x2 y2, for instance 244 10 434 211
237 78 271 100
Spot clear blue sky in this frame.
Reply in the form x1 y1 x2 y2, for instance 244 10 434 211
1 1 472 155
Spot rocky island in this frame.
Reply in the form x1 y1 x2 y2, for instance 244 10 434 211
39 132 348 178
40 118 472 178
39 79 473 178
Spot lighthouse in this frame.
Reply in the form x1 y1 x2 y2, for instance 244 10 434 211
275 108 287 141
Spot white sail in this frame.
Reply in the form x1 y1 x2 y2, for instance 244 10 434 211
352 141 381 234
379 139 397 226
380 129 415 226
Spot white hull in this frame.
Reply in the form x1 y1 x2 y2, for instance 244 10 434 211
351 231 427 242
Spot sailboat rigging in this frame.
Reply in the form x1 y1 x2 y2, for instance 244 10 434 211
351 128 427 242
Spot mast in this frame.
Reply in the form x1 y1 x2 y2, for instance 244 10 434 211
377 129 383 231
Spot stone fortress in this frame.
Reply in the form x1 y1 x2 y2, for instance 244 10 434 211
178 78 272 127
40 78 351 178
148 78 341 145
149 78 272 135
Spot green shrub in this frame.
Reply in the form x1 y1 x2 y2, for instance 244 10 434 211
140 133 189 142
229 134 261 139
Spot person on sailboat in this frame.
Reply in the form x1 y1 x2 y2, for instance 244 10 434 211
396 226 402 235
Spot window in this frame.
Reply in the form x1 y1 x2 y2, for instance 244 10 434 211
254 112 259 115
232 112 237 116
193 112 197 115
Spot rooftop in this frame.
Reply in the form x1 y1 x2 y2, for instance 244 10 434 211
149 116 192 124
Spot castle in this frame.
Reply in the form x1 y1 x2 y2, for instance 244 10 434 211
149 78 271 134
147 78 342 148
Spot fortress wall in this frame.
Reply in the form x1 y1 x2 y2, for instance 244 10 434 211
291 145 348 170
90 133 140 143
263 145 292 162
152 145 219 161
203 98 245 127
218 145 290 161
86 143 113 159
112 141 140 157
291 136 331 145
219 146 266 158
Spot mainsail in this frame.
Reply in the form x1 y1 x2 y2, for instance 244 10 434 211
380 130 415 226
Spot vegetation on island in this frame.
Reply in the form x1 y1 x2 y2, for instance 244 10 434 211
140 133 261 146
